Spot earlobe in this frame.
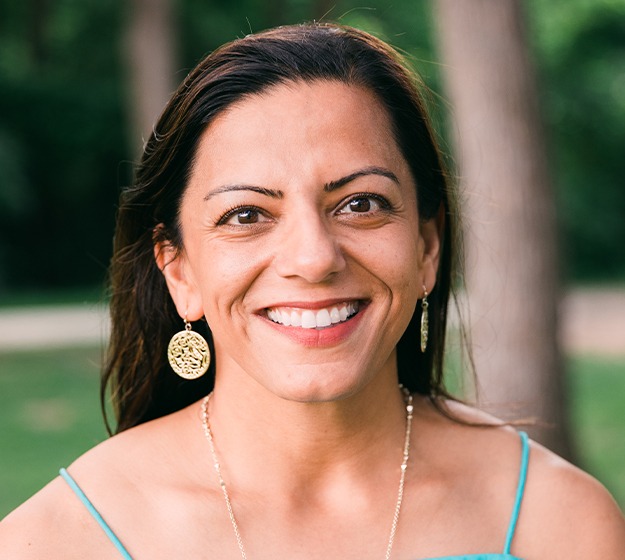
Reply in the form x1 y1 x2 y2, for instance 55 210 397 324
153 232 204 321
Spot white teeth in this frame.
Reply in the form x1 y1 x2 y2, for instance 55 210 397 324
339 306 348 321
316 309 332 327
301 310 317 329
267 301 360 329
280 309 291 326
290 310 301 327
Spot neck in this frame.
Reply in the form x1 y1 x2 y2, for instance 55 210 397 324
203 360 409 494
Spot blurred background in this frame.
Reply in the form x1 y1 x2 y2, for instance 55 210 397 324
1 0 624 517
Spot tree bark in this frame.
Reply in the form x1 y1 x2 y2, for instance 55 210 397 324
434 0 573 458
124 0 177 152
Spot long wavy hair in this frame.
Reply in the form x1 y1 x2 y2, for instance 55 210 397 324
102 22 461 434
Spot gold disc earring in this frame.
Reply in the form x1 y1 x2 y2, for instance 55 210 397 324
420 286 429 353
167 316 211 379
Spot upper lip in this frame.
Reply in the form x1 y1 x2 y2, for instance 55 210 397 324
259 298 366 312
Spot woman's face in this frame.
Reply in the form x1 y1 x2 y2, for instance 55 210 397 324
159 80 440 402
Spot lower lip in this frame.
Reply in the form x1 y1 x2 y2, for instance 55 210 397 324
261 306 367 347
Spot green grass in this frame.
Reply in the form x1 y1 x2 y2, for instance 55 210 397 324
0 346 108 517
0 348 623 518
568 355 625 507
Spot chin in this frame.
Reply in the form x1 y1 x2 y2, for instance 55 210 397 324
260 367 375 404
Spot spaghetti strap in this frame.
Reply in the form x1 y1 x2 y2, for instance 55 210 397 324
503 431 530 554
59 468 133 559
56 437 531 560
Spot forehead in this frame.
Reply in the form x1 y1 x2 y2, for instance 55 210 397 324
189 80 404 184
214 79 392 128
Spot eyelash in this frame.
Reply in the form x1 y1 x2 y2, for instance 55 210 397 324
215 192 393 226
336 192 392 213
216 205 267 226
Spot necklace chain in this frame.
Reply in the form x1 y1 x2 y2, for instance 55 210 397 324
201 388 414 560
202 395 249 559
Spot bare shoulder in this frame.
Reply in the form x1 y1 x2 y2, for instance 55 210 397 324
519 438 625 558
0 474 110 559
0 403 200 559
428 398 625 558
0 427 144 558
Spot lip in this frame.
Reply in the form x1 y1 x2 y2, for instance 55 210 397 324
258 299 369 347
260 298 364 310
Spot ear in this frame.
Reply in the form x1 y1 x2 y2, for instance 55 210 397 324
418 204 444 294
154 229 204 321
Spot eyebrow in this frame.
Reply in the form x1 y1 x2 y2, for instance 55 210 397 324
203 166 399 201
204 185 284 201
324 166 399 192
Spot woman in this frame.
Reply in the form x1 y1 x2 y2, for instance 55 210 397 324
2 23 624 559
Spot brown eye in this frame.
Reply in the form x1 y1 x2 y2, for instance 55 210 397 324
348 197 372 212
235 209 259 224
218 206 270 226
337 194 388 216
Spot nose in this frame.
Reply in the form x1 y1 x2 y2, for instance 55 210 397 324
273 213 346 283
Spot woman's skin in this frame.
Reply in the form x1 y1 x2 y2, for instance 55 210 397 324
2 81 624 559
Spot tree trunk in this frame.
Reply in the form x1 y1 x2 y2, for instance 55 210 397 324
434 0 573 458
123 0 177 152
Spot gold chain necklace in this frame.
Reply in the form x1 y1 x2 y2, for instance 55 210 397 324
201 388 414 560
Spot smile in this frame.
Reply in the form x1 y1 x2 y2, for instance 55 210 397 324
266 301 360 329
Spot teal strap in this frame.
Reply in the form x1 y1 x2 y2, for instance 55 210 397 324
57 435 530 560
423 553 521 560
59 468 133 559
503 432 529 554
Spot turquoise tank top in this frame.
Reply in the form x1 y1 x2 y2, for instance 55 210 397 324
60 431 529 559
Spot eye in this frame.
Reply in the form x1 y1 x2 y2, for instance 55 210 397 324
336 193 389 215
232 208 260 224
217 206 270 226
348 197 372 212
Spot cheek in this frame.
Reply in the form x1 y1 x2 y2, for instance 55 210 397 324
358 228 421 286
192 242 269 318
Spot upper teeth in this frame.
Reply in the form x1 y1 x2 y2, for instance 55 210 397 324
267 302 359 329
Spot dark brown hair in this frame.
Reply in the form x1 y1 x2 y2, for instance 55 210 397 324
102 22 460 434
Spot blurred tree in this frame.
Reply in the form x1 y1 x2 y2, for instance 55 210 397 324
0 0 623 295
27 0 50 67
0 0 127 292
529 1 625 281
265 0 288 26
312 0 334 20
434 0 573 457
124 0 178 151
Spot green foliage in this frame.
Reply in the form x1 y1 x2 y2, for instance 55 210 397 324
528 0 625 280
0 0 623 292
0 77 127 288
0 0 129 292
